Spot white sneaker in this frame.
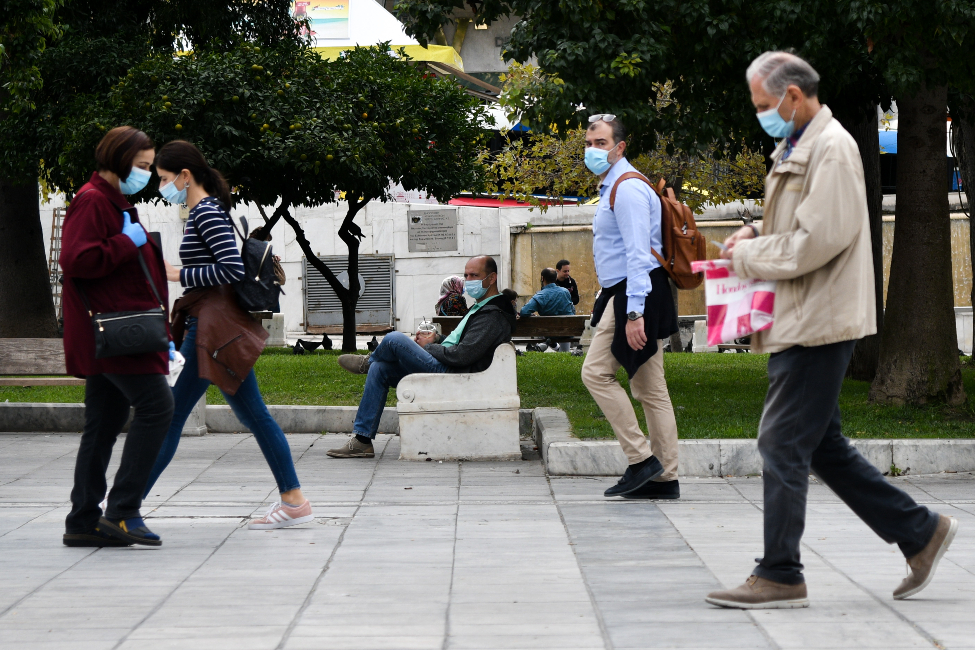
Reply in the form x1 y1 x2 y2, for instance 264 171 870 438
247 500 314 530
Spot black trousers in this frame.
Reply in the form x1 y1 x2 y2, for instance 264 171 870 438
753 340 940 585
65 373 174 533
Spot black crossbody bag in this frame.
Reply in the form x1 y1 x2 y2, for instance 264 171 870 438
73 251 169 359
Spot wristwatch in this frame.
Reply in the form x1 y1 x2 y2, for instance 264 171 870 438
626 311 643 321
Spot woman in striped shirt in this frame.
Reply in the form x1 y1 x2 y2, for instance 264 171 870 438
144 141 313 530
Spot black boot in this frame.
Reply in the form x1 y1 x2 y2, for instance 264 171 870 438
622 479 680 500
604 456 664 497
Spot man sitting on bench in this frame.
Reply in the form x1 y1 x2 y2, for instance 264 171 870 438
328 255 516 458
521 267 575 352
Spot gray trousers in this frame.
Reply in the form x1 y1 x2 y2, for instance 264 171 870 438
753 340 939 585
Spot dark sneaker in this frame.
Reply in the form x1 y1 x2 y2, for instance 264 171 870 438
338 354 370 374
706 576 809 609
97 516 162 547
326 435 375 458
63 529 133 547
604 456 664 497
623 479 680 500
894 514 958 599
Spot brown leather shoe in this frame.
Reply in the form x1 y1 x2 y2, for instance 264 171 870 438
326 435 375 458
705 575 809 609
338 354 370 374
893 514 958 600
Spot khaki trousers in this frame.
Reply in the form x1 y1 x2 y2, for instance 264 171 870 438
581 295 679 480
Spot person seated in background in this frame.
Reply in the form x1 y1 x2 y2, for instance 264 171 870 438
555 259 580 306
501 288 519 318
435 275 469 317
522 268 576 351
521 268 576 318
328 256 516 458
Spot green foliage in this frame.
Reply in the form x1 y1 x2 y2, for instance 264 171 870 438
393 1 975 152
0 0 63 114
849 0 975 97
53 43 489 209
1 0 306 184
486 65 766 212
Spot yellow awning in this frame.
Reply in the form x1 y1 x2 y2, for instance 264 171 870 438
313 45 464 71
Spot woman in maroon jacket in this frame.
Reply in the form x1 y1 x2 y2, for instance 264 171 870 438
60 126 175 548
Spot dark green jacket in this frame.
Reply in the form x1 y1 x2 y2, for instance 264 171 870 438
426 294 516 373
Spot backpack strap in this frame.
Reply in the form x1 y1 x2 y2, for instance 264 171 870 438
608 172 669 270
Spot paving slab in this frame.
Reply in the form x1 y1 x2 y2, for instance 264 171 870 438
0 433 972 649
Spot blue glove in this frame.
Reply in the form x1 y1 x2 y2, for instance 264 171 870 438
169 341 176 360
121 211 147 247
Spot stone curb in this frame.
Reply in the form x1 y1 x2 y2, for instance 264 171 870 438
5 403 972 476
0 403 535 437
532 408 975 477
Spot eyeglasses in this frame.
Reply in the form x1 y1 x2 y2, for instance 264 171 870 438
588 114 617 123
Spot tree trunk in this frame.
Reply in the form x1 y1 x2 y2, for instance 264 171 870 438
950 109 975 355
0 179 59 338
337 196 369 353
279 202 356 349
841 108 884 380
870 85 965 405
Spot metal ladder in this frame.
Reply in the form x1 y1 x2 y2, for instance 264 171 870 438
47 207 64 325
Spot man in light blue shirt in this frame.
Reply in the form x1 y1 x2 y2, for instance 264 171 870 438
580 115 680 500
521 268 576 317
522 267 576 352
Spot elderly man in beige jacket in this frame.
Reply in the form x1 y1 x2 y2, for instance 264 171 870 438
705 52 957 610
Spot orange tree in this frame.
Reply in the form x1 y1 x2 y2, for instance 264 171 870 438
0 0 304 337
57 42 490 351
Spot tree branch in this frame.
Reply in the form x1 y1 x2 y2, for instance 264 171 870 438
280 208 349 301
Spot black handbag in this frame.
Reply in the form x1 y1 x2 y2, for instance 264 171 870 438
74 251 170 359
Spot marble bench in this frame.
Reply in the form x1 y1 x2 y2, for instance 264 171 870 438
396 343 521 461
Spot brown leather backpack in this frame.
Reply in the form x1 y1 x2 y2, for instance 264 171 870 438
610 172 705 290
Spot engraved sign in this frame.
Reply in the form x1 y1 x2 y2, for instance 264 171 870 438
408 209 458 253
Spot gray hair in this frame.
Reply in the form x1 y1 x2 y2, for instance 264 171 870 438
745 51 820 98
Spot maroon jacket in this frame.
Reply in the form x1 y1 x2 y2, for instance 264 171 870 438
60 172 171 376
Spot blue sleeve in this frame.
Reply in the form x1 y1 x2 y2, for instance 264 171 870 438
613 180 661 313
520 294 540 316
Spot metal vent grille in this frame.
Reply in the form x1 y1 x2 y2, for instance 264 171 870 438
303 255 394 328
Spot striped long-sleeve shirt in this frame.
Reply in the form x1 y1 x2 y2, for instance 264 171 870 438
179 197 245 290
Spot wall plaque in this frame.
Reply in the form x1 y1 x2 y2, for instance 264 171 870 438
407 209 458 253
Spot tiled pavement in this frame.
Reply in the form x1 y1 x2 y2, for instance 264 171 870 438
0 432 973 650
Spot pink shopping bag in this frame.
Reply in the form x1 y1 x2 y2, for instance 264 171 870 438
689 259 776 346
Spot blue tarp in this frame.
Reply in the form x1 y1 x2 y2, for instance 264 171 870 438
878 130 897 154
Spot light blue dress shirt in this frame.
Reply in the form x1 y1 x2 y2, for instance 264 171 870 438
592 157 662 313
520 283 576 316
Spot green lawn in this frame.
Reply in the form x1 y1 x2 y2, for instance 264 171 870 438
4 349 975 439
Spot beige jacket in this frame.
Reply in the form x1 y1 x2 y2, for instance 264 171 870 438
733 106 876 353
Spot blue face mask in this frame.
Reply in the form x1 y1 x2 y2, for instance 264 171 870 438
465 278 487 300
584 142 619 175
160 178 188 205
756 92 797 139
119 166 151 195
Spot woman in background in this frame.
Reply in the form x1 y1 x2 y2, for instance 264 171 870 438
435 276 469 316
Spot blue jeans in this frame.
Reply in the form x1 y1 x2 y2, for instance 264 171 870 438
353 331 447 438
144 319 301 496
